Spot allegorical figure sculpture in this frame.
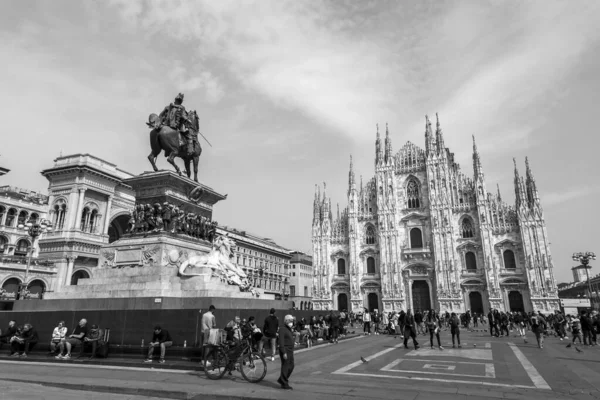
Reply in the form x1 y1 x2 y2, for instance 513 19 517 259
147 93 208 182
178 234 257 294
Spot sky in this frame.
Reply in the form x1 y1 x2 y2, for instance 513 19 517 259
1 0 599 283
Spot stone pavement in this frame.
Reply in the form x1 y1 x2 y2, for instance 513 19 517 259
0 380 165 400
0 330 598 399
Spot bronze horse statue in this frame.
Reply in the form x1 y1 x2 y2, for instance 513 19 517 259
147 110 202 182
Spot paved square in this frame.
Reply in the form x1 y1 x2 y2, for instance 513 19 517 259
381 358 495 378
332 340 551 390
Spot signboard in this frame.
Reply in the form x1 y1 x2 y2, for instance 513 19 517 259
563 307 579 315
560 298 590 307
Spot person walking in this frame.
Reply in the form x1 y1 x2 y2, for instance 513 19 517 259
261 308 279 361
330 310 341 344
277 314 295 390
426 310 443 350
531 311 547 349
403 309 419 350
201 305 217 364
362 309 371 335
450 312 461 348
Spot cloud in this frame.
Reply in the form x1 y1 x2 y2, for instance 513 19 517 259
168 61 225 104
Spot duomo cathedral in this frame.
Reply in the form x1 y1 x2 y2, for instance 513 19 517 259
311 115 560 314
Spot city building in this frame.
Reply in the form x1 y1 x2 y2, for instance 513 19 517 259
0 185 55 299
288 251 313 310
217 226 291 300
557 264 600 310
311 116 560 314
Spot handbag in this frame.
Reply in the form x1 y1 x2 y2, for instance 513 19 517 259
207 328 221 346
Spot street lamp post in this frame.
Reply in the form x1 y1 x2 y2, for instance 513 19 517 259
572 251 597 308
17 218 53 299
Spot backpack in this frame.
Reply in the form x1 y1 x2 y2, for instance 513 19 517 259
340 312 346 320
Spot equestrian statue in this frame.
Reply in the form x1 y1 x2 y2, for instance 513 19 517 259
146 93 211 182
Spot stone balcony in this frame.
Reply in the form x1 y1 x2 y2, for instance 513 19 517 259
401 246 433 260
332 274 350 282
0 255 57 274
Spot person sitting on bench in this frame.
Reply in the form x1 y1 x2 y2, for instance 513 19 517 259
49 321 68 355
82 324 106 359
56 319 88 360
10 323 38 358
144 326 172 364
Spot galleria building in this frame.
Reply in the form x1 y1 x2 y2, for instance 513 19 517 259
311 115 560 314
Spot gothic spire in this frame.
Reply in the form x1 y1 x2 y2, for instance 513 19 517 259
496 183 502 202
472 135 483 178
375 124 383 165
384 123 393 163
337 203 340 220
348 155 355 189
313 184 321 224
435 113 445 154
525 156 540 206
425 115 435 155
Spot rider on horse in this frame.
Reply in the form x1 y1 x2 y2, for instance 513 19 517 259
158 93 197 156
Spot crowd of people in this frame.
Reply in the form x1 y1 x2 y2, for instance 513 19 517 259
0 318 108 359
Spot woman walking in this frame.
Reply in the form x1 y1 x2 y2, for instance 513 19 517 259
427 310 443 350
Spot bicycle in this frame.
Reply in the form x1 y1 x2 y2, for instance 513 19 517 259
203 334 267 383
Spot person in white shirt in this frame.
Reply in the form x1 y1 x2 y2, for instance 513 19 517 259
49 321 67 355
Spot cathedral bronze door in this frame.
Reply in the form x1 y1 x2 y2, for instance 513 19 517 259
469 292 484 314
367 293 379 312
508 291 524 312
338 293 348 311
412 281 431 312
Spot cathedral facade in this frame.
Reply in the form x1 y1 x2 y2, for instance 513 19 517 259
311 115 560 314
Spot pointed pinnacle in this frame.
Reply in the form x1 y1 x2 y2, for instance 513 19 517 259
436 113 440 128
472 135 477 151
386 123 389 137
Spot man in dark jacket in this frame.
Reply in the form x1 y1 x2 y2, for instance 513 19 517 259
277 314 295 390
330 311 341 344
581 310 593 346
11 323 38 357
0 320 17 352
145 325 173 363
261 308 279 361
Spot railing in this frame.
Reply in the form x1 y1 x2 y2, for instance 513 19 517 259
0 255 55 267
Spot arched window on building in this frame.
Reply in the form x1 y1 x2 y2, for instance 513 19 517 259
365 225 376 245
80 207 90 231
503 250 517 269
461 218 474 238
410 228 423 249
30 213 39 224
0 236 8 253
465 251 477 270
71 270 90 285
89 209 98 233
53 203 67 230
17 210 29 226
5 208 16 227
366 257 376 274
14 239 30 257
406 179 421 209
337 258 346 275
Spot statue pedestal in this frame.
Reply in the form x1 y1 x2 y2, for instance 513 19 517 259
45 232 271 300
124 170 227 219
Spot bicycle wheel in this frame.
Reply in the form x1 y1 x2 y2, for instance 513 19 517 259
239 351 267 383
204 346 228 380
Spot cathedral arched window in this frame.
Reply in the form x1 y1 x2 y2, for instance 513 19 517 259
365 225 376 245
366 257 376 274
406 179 421 209
14 239 30 257
410 228 423 249
503 250 517 269
337 258 346 275
465 252 477 270
461 218 474 238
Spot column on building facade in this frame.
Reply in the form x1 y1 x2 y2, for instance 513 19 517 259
103 195 113 235
71 188 86 230
0 211 6 226
64 256 76 286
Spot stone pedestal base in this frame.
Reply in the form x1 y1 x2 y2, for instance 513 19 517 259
45 232 271 300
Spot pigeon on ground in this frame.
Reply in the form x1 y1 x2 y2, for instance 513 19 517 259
524 339 528 344
575 346 583 353
360 356 368 363
394 336 397 339
566 343 572 348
